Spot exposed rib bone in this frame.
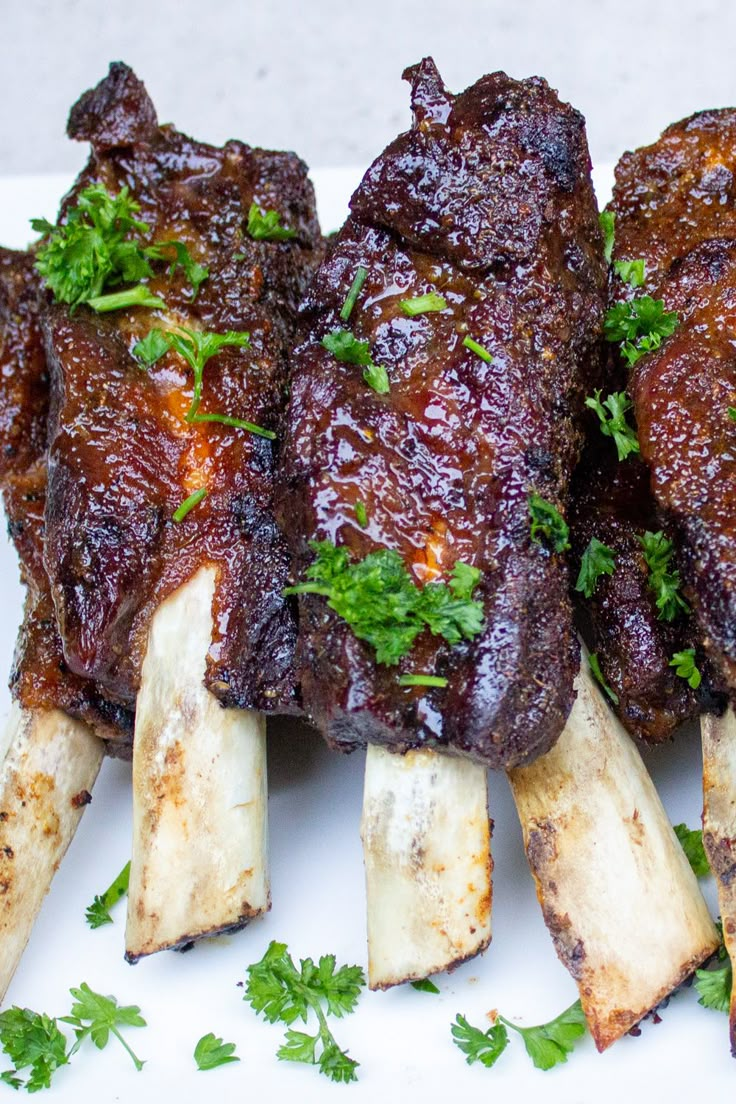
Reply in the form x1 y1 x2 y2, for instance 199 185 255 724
361 745 491 990
701 708 736 1055
0 703 103 1000
126 565 269 961
508 660 719 1051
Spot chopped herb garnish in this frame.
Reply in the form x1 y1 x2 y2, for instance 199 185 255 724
401 292 447 317
585 389 640 461
695 943 733 1015
575 537 616 598
614 258 646 288
86 285 166 313
411 978 440 994
599 210 616 265
452 999 586 1072
398 674 449 689
85 861 131 928
285 543 484 666
145 240 209 300
673 823 710 877
247 202 297 242
669 648 701 690
60 983 146 1072
133 328 171 368
340 265 368 322
193 1033 240 1071
528 493 570 553
462 335 493 363
244 940 365 1084
589 653 619 704
173 487 208 523
322 328 390 394
639 530 690 621
0 1007 69 1092
730 406 736 422
354 501 368 528
603 295 679 367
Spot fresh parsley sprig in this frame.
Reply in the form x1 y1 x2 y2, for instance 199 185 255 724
614 258 645 288
60 983 146 1072
0 1007 69 1092
669 648 701 690
528 493 570 553
575 537 616 598
285 542 484 666
322 329 390 394
603 295 679 367
585 389 640 461
639 530 690 621
673 823 710 877
599 210 615 264
85 860 131 929
145 240 209 300
193 1033 240 1071
244 941 365 1084
411 978 440 994
452 999 587 1072
247 202 297 242
589 653 619 704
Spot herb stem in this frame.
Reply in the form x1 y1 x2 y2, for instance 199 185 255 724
462 335 493 363
110 1025 144 1072
87 285 166 313
190 412 276 439
173 487 207 523
398 674 448 688
340 266 368 322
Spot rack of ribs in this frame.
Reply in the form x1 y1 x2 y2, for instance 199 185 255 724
277 57 718 1045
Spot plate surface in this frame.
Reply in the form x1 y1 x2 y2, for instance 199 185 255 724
0 168 731 1101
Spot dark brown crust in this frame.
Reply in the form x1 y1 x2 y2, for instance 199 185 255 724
277 59 606 769
0 248 133 749
43 64 322 714
610 109 736 698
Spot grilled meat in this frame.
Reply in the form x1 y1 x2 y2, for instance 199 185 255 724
608 111 736 698
0 248 133 750
277 58 606 770
42 63 322 715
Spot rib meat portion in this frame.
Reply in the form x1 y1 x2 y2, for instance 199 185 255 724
42 64 322 715
0 248 132 750
278 58 606 769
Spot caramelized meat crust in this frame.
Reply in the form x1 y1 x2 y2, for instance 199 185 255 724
278 59 606 769
0 248 133 749
609 109 736 700
43 63 322 713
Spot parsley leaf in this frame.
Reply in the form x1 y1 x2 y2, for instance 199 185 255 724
284 542 484 665
322 329 390 394
193 1033 240 1071
247 202 297 242
669 648 701 690
673 823 710 877
145 240 209 300
599 210 615 264
695 960 733 1014
639 530 690 621
354 501 368 528
589 653 619 704
451 1014 509 1068
575 537 616 598
528 493 570 553
729 407 736 422
499 1000 587 1070
85 860 131 929
585 389 640 461
411 978 440 994
401 292 447 316
603 295 679 367
244 941 364 1084
60 983 146 1072
133 328 171 368
614 258 646 288
0 1007 69 1092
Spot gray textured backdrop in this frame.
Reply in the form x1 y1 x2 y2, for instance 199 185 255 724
0 0 732 177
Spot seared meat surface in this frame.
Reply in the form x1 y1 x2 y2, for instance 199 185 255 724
42 63 322 714
0 249 133 748
609 111 736 699
278 58 606 769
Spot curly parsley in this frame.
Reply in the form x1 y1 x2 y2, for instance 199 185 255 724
669 648 701 690
284 542 484 666
528 493 570 553
585 389 640 461
604 295 679 367
247 202 297 242
244 941 365 1084
639 530 690 621
0 1008 69 1092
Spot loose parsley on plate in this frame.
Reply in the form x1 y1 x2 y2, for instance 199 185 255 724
193 1033 240 1071
284 542 484 666
244 941 365 1084
452 999 587 1072
0 1007 69 1092
85 860 131 928
60 983 146 1072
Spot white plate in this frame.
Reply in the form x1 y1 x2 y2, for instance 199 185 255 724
0 168 731 1102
